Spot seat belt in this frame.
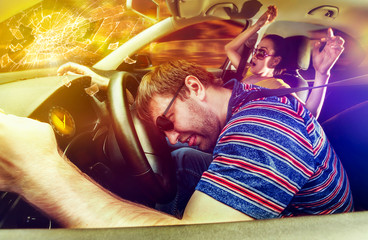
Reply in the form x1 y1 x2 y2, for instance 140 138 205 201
243 74 368 102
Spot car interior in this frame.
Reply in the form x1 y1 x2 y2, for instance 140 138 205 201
0 0 368 238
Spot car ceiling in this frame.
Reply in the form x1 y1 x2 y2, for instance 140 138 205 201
169 0 368 68
0 0 367 71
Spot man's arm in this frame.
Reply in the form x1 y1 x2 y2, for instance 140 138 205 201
0 112 252 227
57 62 110 90
184 191 253 224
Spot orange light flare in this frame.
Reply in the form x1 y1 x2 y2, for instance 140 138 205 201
20 10 90 68
0 0 170 71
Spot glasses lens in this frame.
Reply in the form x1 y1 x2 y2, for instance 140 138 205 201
156 115 174 132
255 49 267 60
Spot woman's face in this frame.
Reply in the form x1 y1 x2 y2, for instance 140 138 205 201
249 38 279 77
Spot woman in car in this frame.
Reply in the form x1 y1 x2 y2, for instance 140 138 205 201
225 5 344 119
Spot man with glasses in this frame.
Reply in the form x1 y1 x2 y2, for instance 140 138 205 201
0 58 353 227
136 59 353 219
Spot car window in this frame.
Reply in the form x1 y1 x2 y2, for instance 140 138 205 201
0 0 171 73
136 20 243 69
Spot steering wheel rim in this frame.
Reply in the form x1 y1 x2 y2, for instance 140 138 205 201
107 72 176 203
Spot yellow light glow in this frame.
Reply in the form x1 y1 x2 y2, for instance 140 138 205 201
48 106 76 137
0 0 170 72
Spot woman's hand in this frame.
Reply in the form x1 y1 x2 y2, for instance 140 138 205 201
225 5 278 69
255 5 278 28
312 28 345 76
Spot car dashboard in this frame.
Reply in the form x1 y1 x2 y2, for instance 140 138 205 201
0 74 128 228
28 76 103 150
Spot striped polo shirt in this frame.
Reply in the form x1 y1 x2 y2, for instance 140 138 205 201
196 80 353 219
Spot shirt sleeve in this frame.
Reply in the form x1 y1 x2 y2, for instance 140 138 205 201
196 98 315 219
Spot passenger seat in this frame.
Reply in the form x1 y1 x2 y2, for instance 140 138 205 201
275 35 310 102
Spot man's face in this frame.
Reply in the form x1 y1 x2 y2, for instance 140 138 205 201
149 93 222 152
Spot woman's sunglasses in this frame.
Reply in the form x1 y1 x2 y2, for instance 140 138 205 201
252 48 274 60
155 83 184 132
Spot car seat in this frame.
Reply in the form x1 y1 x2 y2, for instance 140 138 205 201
322 100 368 211
275 35 310 102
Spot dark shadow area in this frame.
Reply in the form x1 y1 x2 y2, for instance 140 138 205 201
322 100 368 211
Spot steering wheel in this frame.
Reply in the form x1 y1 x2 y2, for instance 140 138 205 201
107 72 176 203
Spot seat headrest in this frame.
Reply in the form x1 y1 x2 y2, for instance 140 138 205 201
283 36 311 71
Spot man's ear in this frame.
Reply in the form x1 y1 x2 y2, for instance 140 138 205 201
184 75 206 100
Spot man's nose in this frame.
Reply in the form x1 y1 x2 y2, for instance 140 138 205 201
165 130 180 145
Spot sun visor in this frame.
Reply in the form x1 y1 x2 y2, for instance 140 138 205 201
167 0 239 19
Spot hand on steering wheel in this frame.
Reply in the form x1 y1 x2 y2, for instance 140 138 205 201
57 62 110 90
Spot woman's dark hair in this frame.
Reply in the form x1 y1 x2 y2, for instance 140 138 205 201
262 34 286 75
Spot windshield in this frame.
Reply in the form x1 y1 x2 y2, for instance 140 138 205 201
0 0 171 72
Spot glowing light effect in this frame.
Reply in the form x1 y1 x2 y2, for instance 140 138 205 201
84 83 100 97
1 54 15 68
0 0 170 72
24 11 89 66
10 28 24 40
108 42 120 50
1 5 92 70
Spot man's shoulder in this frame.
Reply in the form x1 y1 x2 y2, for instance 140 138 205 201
230 95 301 121
220 94 312 147
226 80 312 131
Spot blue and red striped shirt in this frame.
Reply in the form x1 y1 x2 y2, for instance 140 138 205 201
196 81 353 219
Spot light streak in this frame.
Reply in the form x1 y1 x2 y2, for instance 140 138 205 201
108 42 119 50
0 0 169 72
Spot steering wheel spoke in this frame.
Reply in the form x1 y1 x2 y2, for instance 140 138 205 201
107 72 176 204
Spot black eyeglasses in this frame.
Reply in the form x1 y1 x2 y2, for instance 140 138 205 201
155 83 184 132
252 48 274 60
